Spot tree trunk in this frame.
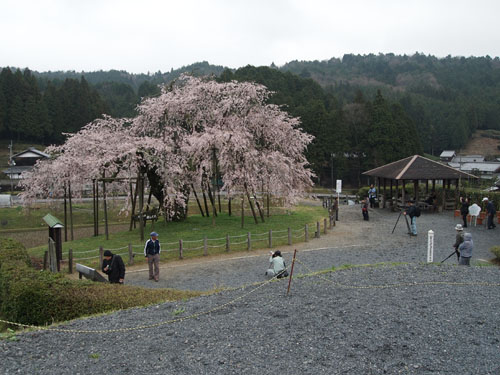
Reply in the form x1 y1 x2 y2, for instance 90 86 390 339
254 193 265 222
191 184 205 216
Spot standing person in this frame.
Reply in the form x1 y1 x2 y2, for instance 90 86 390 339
460 197 469 228
361 199 369 221
483 197 497 230
403 200 419 236
368 184 377 208
102 250 125 284
452 224 465 262
265 250 288 278
144 231 161 281
458 233 473 266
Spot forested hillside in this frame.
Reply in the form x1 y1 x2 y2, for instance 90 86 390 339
280 53 500 154
1 54 499 186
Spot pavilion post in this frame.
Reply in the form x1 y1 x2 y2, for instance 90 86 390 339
455 178 459 209
414 179 419 203
383 178 387 208
377 177 381 207
432 179 436 192
425 180 429 194
402 180 406 206
395 179 399 206
442 179 446 211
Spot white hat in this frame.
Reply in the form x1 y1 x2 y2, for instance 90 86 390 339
482 197 489 202
455 224 463 231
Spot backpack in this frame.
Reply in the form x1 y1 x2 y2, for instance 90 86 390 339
415 206 421 217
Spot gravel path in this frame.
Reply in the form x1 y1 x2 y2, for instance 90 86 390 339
1 206 499 374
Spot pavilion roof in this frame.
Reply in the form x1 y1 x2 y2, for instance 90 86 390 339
362 155 477 180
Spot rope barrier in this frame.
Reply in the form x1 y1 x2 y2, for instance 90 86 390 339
104 246 128 251
74 255 100 261
0 267 286 334
182 239 203 244
72 248 100 254
183 245 205 251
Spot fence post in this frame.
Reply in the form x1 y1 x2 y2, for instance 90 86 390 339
203 236 208 256
179 239 183 259
288 227 292 245
68 248 73 274
226 234 230 252
427 230 434 263
316 222 320 238
329 216 332 229
247 232 251 251
99 246 104 269
268 229 272 248
43 250 48 270
48 238 57 273
305 224 309 242
324 218 327 234
128 243 133 266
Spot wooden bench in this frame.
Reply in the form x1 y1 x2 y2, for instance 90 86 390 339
132 208 159 225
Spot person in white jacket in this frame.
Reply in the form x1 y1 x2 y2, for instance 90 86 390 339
265 250 288 278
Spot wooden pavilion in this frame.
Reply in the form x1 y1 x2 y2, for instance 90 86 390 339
362 155 477 210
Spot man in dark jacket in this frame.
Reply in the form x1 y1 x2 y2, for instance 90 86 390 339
460 197 469 228
144 231 161 281
483 197 497 230
102 250 125 284
403 201 418 236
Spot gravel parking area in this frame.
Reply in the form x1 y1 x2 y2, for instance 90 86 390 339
1 205 499 374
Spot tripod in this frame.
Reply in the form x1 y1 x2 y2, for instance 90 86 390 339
391 209 411 236
441 248 460 263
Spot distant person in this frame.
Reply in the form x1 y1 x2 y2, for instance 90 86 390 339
425 192 437 212
368 184 377 208
265 250 288 278
460 197 469 228
458 232 473 266
483 197 497 230
144 231 161 281
102 250 125 284
403 200 419 236
452 224 464 262
361 199 369 221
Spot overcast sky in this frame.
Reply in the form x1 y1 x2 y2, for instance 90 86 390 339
1 0 499 73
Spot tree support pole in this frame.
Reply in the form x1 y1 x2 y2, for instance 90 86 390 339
191 184 205 217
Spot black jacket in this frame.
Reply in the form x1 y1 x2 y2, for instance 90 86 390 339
406 205 417 218
460 202 469 215
102 254 125 283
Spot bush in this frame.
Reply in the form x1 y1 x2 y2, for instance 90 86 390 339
490 246 500 259
0 238 201 326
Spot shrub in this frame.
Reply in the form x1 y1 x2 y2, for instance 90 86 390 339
490 246 500 259
0 238 201 326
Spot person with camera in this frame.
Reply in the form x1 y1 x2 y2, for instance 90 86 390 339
403 200 419 236
102 250 125 284
144 231 161 281
265 250 288 279
368 184 377 208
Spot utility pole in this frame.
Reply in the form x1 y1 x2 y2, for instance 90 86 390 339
8 141 15 201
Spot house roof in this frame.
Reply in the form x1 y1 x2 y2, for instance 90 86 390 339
363 155 477 180
451 155 485 163
453 162 500 173
439 150 456 158
2 166 33 175
12 147 50 159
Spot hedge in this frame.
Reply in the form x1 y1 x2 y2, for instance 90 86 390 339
490 246 500 259
0 238 201 327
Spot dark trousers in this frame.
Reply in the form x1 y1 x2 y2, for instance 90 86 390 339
462 214 468 227
488 214 496 229
369 197 376 208
362 210 369 221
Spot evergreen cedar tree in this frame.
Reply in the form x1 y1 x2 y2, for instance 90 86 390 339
21 75 315 221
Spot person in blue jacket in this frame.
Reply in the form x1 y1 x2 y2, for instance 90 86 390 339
144 231 161 281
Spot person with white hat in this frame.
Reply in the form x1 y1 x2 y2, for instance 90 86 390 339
144 231 161 281
452 224 464 262
483 197 497 230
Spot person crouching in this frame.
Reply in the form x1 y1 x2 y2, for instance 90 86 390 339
265 250 288 278
362 199 369 221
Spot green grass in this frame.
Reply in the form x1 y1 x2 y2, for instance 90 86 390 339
25 205 328 268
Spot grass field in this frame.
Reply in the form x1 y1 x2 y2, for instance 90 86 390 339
15 202 327 269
